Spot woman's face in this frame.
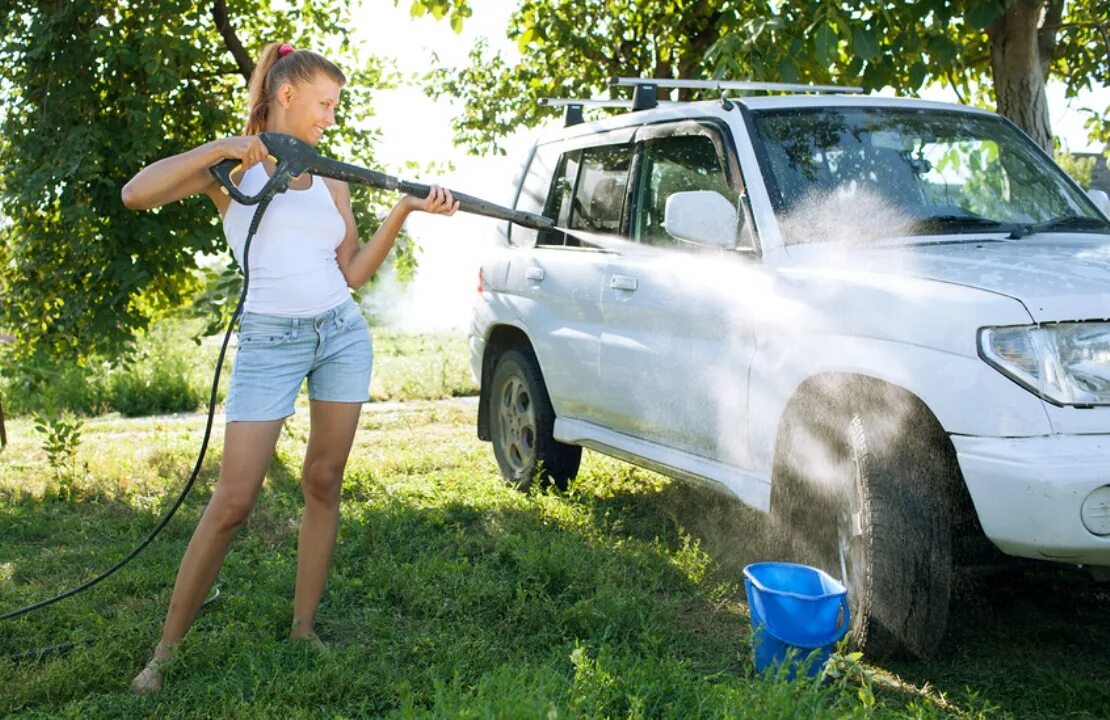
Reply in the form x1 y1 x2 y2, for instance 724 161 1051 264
275 72 342 146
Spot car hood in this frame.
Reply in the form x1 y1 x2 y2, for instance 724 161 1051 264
790 234 1110 323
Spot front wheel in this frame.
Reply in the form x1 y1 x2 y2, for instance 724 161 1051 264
771 382 954 659
488 348 581 491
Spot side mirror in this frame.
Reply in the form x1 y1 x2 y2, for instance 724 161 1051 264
663 191 738 249
1088 189 1110 219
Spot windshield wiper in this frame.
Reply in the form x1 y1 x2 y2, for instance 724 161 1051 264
1008 215 1110 239
909 215 1008 234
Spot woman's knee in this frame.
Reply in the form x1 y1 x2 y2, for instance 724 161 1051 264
302 460 343 506
205 490 256 531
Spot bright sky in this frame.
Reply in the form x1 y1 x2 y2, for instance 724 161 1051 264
354 0 1110 330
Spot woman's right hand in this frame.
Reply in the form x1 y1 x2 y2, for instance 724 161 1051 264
123 135 269 211
217 135 270 173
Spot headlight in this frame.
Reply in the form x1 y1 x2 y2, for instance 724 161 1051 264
979 322 1110 406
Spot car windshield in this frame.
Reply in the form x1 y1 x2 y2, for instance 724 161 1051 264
750 107 1106 244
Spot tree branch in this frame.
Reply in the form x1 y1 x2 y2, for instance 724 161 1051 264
211 0 253 84
1038 0 1064 66
945 69 967 105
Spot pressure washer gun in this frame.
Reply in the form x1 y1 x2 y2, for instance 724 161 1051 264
209 131 554 231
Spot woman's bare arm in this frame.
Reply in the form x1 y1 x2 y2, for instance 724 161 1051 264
121 136 269 216
328 181 457 290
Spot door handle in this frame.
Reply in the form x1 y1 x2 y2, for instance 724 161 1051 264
609 274 638 291
525 267 545 282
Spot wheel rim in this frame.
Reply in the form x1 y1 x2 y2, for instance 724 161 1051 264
496 373 537 476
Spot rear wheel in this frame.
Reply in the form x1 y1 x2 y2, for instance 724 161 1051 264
771 380 954 659
488 348 581 491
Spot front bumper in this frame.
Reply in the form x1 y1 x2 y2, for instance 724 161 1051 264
952 434 1110 566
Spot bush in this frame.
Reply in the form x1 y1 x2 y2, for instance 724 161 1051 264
0 319 218 418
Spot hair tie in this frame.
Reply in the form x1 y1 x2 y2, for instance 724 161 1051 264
278 43 294 58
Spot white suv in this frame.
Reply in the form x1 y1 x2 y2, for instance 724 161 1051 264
468 80 1110 659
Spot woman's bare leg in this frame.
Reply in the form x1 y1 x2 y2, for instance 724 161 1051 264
132 419 284 692
290 400 361 640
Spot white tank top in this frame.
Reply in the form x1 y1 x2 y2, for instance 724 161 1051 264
222 164 351 316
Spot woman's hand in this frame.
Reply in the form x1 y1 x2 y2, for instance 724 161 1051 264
400 185 460 216
217 135 270 173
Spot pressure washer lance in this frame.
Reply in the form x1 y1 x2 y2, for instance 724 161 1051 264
210 131 555 231
3 137 551 659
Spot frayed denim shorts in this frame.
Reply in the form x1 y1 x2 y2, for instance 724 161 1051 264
226 298 372 422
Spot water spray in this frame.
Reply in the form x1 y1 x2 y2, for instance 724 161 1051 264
1 134 554 660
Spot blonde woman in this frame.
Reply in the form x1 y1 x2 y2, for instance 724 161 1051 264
121 42 457 693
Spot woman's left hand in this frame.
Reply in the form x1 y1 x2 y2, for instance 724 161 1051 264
401 185 460 216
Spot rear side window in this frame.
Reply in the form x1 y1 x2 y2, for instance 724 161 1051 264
537 144 633 247
570 146 632 235
509 143 561 248
537 152 580 246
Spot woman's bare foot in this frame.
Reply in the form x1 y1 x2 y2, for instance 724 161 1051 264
130 643 173 695
290 629 327 651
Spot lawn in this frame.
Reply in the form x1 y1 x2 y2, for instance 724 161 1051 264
1 336 1108 718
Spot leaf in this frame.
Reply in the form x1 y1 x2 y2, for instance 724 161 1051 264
517 28 534 53
851 26 880 60
815 22 837 67
777 57 799 83
908 60 927 89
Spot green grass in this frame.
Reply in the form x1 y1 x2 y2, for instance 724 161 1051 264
0 323 478 419
0 398 1108 718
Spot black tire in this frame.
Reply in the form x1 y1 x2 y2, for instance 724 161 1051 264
771 379 954 659
488 347 582 491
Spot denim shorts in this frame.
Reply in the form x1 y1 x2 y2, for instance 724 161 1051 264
226 298 372 422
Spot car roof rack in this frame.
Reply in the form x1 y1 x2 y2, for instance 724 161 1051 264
538 97 676 127
610 77 866 96
541 77 865 128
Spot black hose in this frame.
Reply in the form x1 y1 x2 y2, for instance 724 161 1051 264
1 198 271 643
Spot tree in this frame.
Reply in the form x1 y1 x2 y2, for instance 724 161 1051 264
0 0 400 363
427 0 1109 154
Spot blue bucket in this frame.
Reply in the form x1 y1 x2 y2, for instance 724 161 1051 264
743 562 850 679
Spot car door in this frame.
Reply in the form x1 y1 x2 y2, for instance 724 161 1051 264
505 135 634 423
598 120 760 469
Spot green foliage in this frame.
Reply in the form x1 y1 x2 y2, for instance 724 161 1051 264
31 411 85 499
0 320 224 418
425 0 1109 154
427 0 733 154
402 0 472 33
370 330 479 401
0 323 476 419
1055 151 1097 188
0 1 408 364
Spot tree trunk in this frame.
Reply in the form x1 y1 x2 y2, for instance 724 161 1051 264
986 0 1060 152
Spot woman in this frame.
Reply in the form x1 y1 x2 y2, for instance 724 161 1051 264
121 42 457 693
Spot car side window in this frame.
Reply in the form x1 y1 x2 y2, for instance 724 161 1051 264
538 144 633 247
633 134 740 248
510 143 561 248
537 151 580 246
569 146 632 236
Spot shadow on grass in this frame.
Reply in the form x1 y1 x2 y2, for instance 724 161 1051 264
580 469 1110 718
1 465 750 717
